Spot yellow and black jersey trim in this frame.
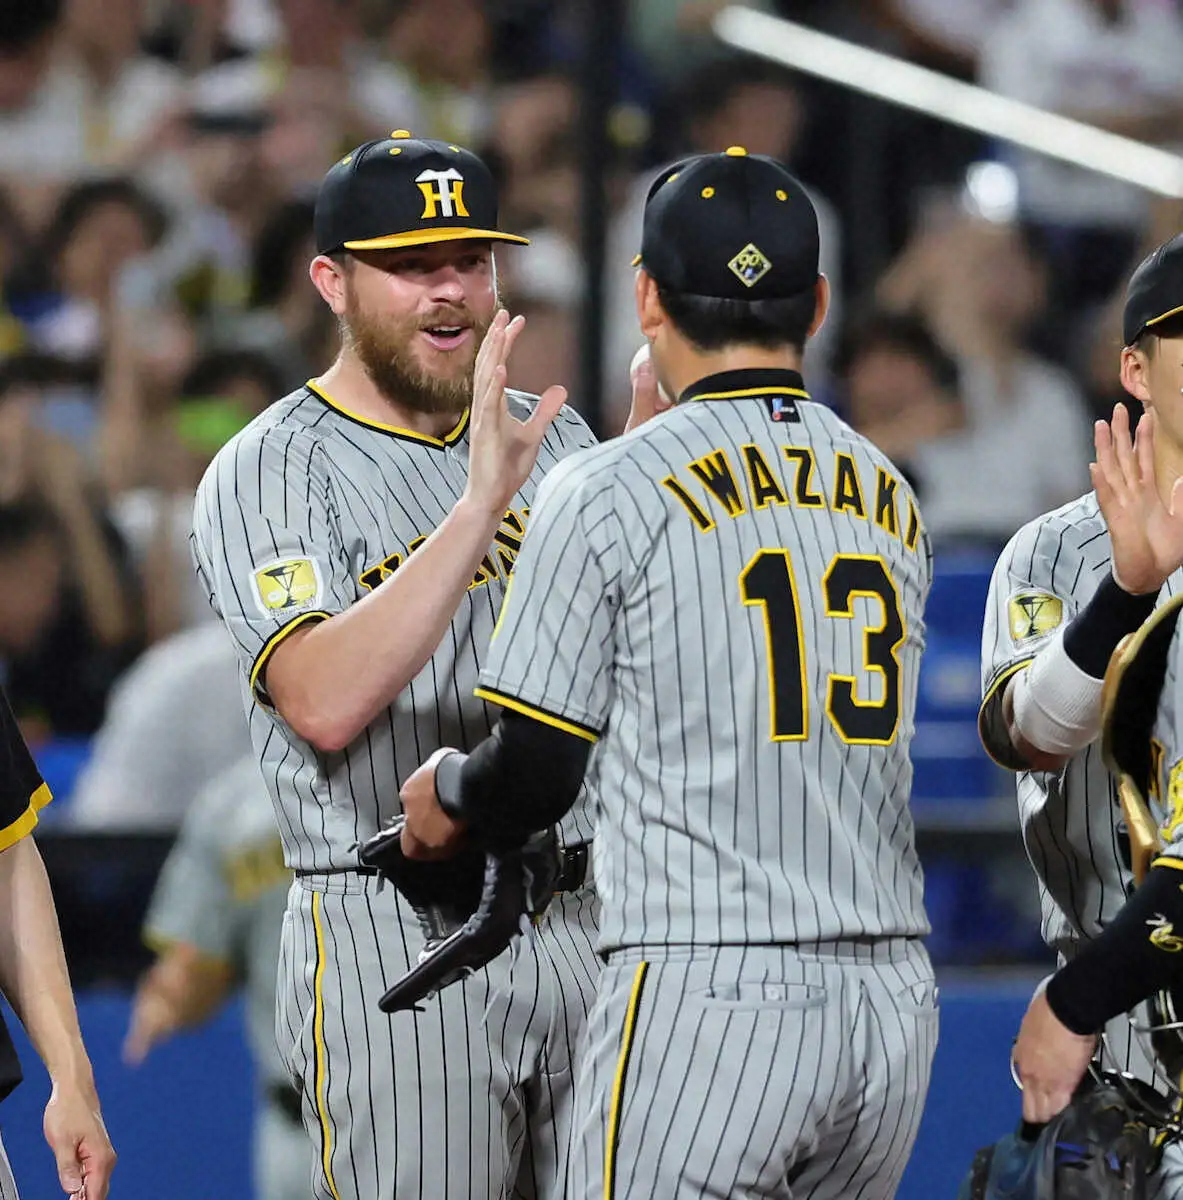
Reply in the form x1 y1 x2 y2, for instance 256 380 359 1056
250 611 334 704
977 658 1036 771
1153 857 1183 872
473 687 601 743
307 380 469 447
0 782 52 853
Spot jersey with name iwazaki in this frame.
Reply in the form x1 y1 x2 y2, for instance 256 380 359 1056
479 368 933 952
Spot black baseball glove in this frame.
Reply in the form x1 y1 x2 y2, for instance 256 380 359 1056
358 817 562 1013
956 1075 1154 1200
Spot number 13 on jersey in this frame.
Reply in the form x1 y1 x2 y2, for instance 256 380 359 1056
740 550 906 746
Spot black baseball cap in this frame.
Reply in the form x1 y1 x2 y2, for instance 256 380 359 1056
633 147 819 301
1124 233 1183 345
314 130 529 255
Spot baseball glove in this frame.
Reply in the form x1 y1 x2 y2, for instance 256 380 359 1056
1100 592 1183 883
358 817 562 1013
956 1076 1154 1200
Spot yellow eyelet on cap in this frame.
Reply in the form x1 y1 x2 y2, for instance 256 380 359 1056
448 144 461 152
776 189 787 201
389 148 402 155
701 186 715 198
725 145 747 156
390 129 412 138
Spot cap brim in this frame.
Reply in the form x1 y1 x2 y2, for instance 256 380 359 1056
343 227 529 250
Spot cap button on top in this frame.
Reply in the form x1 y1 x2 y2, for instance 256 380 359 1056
725 145 748 156
390 129 412 139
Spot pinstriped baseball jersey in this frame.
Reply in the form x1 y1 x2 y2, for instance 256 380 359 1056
979 492 1183 958
189 381 598 872
478 369 933 951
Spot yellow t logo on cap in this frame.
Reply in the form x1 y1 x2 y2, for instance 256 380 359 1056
416 168 469 219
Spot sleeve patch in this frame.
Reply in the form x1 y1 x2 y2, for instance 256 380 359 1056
1007 591 1064 646
251 558 323 617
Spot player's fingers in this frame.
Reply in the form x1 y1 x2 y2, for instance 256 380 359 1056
1170 475 1183 519
1111 402 1138 488
524 385 568 436
472 311 509 412
1134 408 1156 487
1092 422 1125 500
500 313 526 362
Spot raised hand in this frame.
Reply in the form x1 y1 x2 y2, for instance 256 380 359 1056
465 310 567 516
1091 404 1183 594
623 344 674 433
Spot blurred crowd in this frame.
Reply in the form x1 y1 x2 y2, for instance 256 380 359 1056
3 0 1183 827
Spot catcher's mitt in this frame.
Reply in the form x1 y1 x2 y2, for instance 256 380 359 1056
1100 592 1183 884
957 1076 1154 1200
358 817 561 1013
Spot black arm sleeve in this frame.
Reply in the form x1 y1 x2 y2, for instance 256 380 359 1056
434 709 591 851
1062 574 1157 678
1046 864 1183 1034
0 685 45 830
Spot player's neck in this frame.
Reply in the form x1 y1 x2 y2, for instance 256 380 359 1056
314 355 465 439
666 345 805 402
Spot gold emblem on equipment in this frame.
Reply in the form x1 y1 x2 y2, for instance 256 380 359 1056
1148 914 1183 953
252 558 321 614
1007 592 1063 646
727 243 772 288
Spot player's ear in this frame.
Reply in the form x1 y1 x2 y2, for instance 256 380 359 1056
636 269 665 341
1120 343 1152 406
807 275 830 337
310 254 350 315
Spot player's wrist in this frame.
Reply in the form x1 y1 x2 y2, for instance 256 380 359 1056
1110 565 1162 597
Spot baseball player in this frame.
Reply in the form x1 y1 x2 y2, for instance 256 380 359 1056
0 684 115 1199
398 148 938 1199
124 756 310 1200
190 132 661 1200
979 234 1183 1184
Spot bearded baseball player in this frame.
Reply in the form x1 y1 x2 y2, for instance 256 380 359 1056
979 234 1183 1189
397 148 938 1199
190 132 664 1199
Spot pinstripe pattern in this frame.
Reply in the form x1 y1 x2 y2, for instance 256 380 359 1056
481 385 932 948
190 385 598 872
570 942 936 1199
980 494 1183 1088
277 876 600 1199
0 1137 17 1200
194 383 605 1199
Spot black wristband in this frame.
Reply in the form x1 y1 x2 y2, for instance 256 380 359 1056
1044 864 1183 1035
434 751 469 822
1062 574 1157 679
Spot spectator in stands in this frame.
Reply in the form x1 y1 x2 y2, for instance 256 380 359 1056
11 177 166 375
877 212 1092 541
0 0 183 206
109 348 282 640
69 621 250 829
0 357 142 736
837 310 966 488
979 0 1183 308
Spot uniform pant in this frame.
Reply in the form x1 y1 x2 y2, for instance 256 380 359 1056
570 939 938 1200
256 1091 316 1200
0 1134 15 1200
277 871 600 1200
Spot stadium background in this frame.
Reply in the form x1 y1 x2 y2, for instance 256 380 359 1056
2 0 1177 1194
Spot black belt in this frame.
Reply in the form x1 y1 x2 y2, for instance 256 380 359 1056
297 842 591 891
267 1080 304 1126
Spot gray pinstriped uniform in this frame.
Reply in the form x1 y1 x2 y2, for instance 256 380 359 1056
979 492 1183 1195
478 373 937 1199
142 756 310 1200
190 382 601 1200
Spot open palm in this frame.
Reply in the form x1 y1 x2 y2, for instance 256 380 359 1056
1092 405 1183 595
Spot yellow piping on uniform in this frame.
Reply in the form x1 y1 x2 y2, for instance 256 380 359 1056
473 687 600 743
976 657 1036 769
690 386 810 402
0 783 52 853
312 893 342 1200
250 611 334 700
307 380 470 445
605 962 649 1200
1153 857 1183 872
